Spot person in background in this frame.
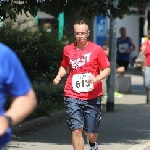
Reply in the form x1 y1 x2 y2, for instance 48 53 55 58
0 42 37 149
116 27 135 76
53 20 110 150
102 43 123 98
102 45 109 97
140 30 150 104
103 45 109 57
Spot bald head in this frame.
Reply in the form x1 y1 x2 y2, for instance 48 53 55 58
74 20 89 32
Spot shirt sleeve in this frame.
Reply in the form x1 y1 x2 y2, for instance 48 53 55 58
97 47 110 70
3 49 32 97
60 49 69 68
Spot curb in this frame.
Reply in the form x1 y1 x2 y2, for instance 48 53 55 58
12 109 66 134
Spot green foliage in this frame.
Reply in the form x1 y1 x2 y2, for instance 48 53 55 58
5 83 66 121
25 83 65 121
1 20 70 122
0 21 71 82
1 0 150 20
0 0 38 21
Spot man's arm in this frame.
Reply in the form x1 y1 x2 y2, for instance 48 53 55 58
96 67 111 81
88 67 111 83
4 89 37 125
129 38 136 51
0 47 37 136
0 89 37 136
125 38 135 54
53 66 69 85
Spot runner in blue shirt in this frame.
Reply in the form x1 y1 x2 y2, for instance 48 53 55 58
116 27 135 76
0 42 37 149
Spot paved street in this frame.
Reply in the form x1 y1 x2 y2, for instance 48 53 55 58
7 73 150 150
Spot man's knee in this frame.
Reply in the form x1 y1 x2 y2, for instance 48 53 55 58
72 128 83 137
86 133 98 142
117 66 125 73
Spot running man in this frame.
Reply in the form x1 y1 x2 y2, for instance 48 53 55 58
116 27 135 75
53 20 110 150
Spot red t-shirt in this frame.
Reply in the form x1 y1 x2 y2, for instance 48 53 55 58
141 41 150 66
61 41 110 100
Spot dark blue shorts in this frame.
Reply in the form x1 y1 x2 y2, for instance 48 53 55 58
117 59 129 71
64 96 101 133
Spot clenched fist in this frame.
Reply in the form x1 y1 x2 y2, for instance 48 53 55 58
87 74 98 84
53 75 61 85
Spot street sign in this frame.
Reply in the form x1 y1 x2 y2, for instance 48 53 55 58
95 15 108 46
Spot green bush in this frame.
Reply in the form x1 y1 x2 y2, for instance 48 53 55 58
5 81 66 121
1 21 72 121
0 21 72 82
26 82 66 121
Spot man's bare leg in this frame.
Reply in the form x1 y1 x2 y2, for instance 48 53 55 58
72 128 84 150
86 132 98 143
117 66 125 76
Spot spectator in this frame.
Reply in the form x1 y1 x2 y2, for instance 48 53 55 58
116 27 135 76
140 30 150 104
102 44 123 98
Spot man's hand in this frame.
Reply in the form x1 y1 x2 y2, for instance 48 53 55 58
0 116 9 136
126 49 131 54
53 75 61 85
87 75 98 84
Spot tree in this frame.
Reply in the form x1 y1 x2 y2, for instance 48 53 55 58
1 0 150 20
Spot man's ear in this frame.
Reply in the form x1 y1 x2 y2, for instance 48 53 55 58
87 30 90 37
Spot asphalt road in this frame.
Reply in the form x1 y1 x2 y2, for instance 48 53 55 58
7 74 150 150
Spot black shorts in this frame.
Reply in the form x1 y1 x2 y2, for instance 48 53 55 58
116 59 129 71
64 96 101 133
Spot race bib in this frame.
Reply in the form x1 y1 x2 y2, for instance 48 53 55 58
72 73 94 93
119 43 129 53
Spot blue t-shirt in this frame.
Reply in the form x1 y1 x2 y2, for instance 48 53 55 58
0 43 32 146
117 37 132 61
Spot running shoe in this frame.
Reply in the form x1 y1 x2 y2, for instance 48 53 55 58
114 92 123 98
87 139 99 150
104 92 123 98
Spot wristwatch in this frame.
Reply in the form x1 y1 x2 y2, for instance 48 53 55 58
4 116 13 127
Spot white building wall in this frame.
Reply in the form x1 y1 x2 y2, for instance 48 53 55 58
93 15 140 58
116 15 140 58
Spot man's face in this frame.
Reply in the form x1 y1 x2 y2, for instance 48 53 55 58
120 29 126 37
74 24 89 44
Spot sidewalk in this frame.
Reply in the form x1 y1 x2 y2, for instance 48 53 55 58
8 74 150 150
100 74 150 150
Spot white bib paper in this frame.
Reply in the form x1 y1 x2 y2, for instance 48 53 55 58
72 73 94 93
119 43 129 53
